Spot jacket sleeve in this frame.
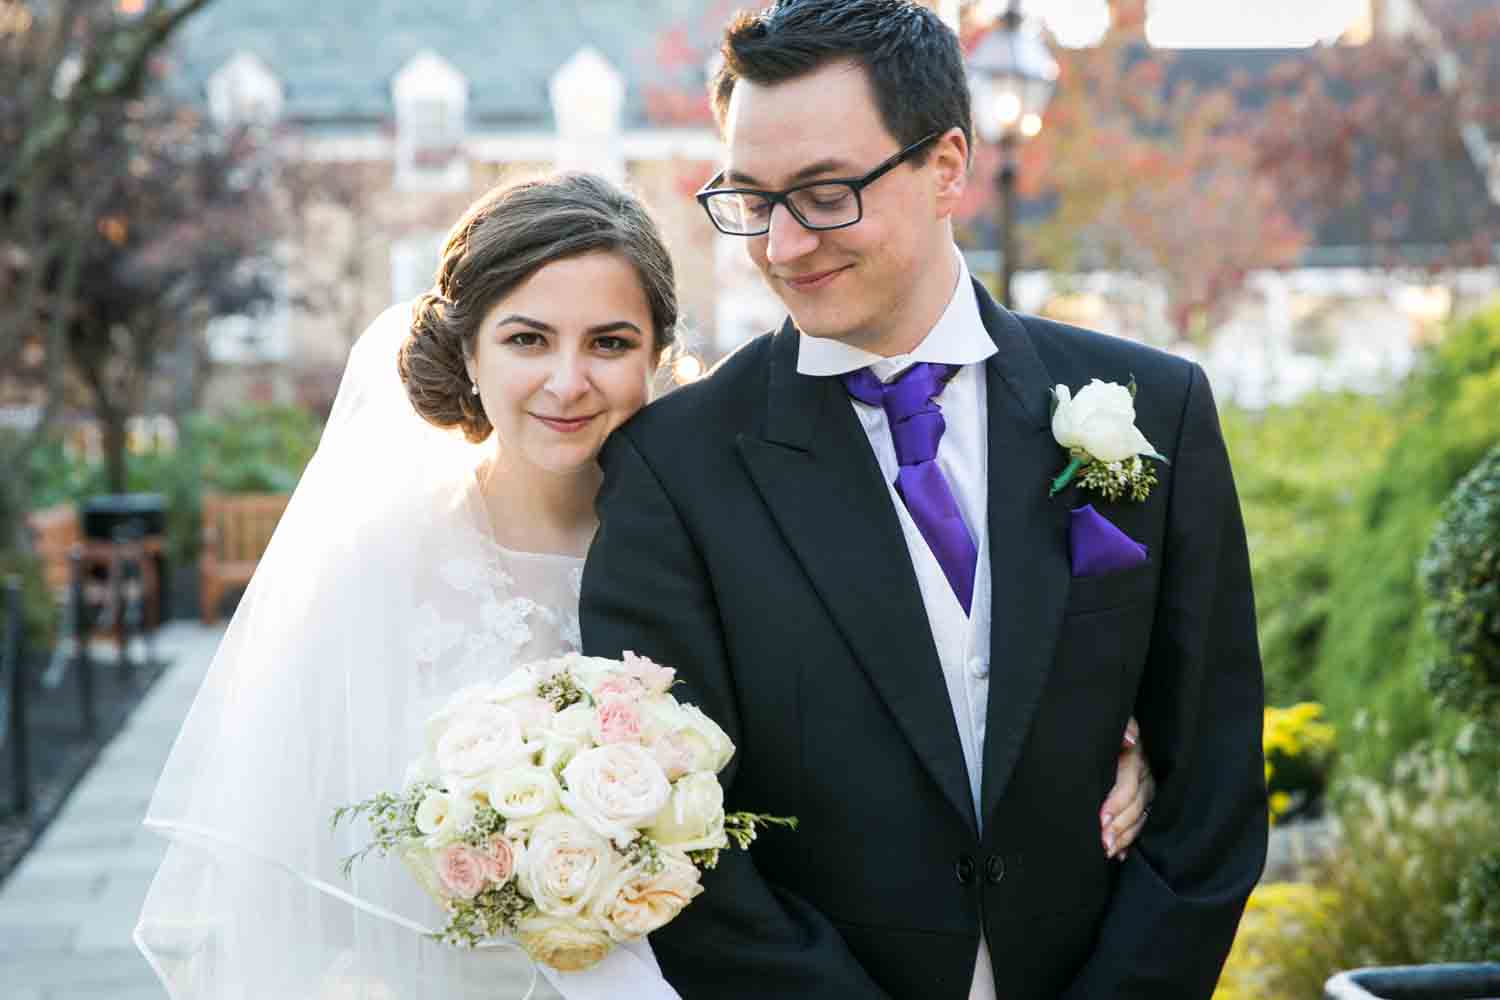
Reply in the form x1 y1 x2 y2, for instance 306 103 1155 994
580 428 891 1000
1061 363 1269 999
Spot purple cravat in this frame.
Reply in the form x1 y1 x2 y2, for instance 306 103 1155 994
842 363 978 615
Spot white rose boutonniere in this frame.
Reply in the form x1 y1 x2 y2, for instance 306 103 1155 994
1049 378 1168 502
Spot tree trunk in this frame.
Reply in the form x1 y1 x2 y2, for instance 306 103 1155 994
100 409 129 495
0 446 29 551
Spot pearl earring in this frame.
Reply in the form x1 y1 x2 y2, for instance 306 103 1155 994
470 383 479 396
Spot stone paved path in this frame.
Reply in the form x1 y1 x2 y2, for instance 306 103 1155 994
0 623 223 1000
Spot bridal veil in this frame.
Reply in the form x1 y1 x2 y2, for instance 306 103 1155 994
135 305 674 1000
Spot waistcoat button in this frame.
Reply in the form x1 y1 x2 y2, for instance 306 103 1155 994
955 856 976 885
985 854 1005 884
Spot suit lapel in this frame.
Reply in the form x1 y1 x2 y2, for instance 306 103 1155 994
974 284 1074 829
737 321 978 836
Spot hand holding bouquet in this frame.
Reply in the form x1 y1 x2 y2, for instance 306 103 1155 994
333 652 795 972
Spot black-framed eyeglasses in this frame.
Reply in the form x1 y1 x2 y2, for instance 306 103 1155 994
696 131 941 237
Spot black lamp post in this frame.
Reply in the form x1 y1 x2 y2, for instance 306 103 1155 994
967 1 1058 310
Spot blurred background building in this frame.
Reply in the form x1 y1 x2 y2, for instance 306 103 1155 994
148 0 1498 415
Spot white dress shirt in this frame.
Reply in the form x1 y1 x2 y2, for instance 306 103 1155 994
797 248 999 1000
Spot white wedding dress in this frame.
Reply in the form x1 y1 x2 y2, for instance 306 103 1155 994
135 306 679 999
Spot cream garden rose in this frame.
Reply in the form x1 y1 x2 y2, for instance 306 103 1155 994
538 703 594 772
521 814 619 918
561 745 672 847
638 699 734 775
486 765 561 822
591 848 704 941
516 914 615 972
433 703 533 785
1051 379 1160 464
647 771 728 853
414 789 476 846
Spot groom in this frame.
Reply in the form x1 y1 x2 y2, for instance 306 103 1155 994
580 1 1267 997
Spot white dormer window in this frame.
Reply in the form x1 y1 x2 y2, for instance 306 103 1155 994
550 47 625 183
207 52 283 130
393 51 469 192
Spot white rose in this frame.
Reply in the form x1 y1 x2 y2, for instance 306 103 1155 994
423 677 533 752
675 703 736 774
521 814 619 918
515 914 615 972
590 847 703 942
569 654 642 696
636 698 734 773
646 772 728 853
434 703 534 785
471 668 542 705
1051 380 1159 464
539 703 594 772
488 765 562 822
560 745 672 848
414 789 476 846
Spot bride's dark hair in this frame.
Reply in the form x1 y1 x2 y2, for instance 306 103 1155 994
399 173 680 443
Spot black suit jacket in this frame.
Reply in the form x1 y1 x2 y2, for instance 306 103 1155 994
580 282 1267 999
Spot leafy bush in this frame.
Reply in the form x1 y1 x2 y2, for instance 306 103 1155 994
0 549 58 655
1214 753 1500 999
1311 305 1500 775
1221 395 1399 705
1214 882 1337 1000
1419 443 1500 745
1440 848 1500 961
1263 702 1336 824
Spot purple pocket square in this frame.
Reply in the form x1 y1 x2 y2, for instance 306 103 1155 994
1069 505 1148 578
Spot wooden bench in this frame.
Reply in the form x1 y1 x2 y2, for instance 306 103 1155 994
25 504 82 594
199 493 290 624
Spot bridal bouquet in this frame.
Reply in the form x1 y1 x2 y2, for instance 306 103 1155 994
332 652 795 972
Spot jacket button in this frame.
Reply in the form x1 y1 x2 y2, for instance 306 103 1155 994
955 856 976 885
985 855 1006 885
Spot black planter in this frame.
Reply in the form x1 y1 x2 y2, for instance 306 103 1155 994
1324 963 1500 999
80 493 167 541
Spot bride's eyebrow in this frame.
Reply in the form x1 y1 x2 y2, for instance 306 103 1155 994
494 315 643 337
494 314 554 332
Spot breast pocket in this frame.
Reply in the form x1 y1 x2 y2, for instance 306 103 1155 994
1064 560 1156 617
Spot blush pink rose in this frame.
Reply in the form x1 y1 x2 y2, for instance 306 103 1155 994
623 651 676 694
436 844 487 899
593 676 645 703
482 835 516 884
651 731 698 781
595 700 644 745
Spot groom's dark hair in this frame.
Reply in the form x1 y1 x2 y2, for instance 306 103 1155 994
710 0 972 166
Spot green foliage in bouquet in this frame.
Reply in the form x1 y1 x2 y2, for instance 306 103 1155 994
1420 443 1500 750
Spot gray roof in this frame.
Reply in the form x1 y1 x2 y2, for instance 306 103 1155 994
163 0 707 127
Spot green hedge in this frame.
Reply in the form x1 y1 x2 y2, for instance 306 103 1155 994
1225 304 1500 777
1312 307 1500 775
1222 393 1399 704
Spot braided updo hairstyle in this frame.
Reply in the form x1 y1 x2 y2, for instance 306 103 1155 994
398 173 679 443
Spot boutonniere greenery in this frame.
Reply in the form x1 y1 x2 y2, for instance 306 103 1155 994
1048 378 1169 502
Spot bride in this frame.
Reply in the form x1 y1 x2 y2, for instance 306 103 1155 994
134 172 1154 999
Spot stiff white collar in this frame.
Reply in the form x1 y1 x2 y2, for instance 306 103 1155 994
794 246 997 382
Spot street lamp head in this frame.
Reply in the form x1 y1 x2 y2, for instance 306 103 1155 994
967 14 1058 144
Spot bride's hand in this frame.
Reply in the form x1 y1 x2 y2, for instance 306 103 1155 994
1099 717 1154 861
